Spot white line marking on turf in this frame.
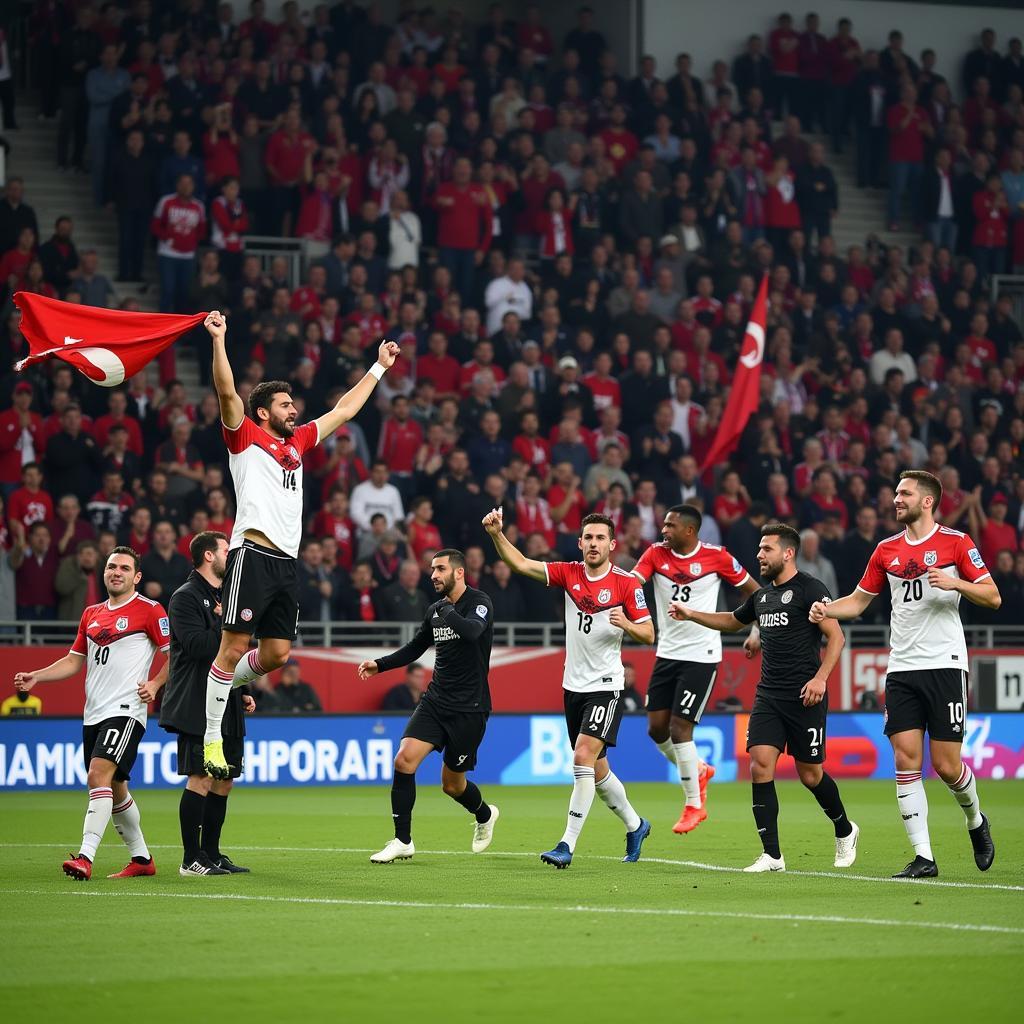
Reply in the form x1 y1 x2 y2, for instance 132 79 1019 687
0 887 1020 937
3 843 1022 893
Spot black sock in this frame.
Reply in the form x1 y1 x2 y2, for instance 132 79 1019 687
201 791 229 860
451 780 491 823
391 770 416 843
752 780 781 858
179 788 205 862
808 772 853 838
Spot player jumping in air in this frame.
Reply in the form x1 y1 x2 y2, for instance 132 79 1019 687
671 524 859 873
200 310 398 779
484 509 653 869
13 547 169 880
632 504 761 833
358 549 498 864
810 470 998 878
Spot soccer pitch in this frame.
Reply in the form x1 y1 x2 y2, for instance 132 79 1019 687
2 780 1020 1023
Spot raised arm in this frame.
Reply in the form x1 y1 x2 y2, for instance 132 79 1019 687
14 652 86 690
357 615 433 679
315 339 400 440
668 603 746 633
205 310 244 429
482 508 548 582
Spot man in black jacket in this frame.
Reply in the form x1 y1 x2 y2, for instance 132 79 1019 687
160 532 254 876
108 129 156 282
796 143 838 245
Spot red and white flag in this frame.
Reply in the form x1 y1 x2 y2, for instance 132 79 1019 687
698 273 768 473
14 293 207 387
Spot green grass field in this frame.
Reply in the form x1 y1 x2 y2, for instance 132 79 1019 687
1 780 1020 1023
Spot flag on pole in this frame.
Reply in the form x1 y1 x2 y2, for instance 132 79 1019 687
698 273 768 473
14 293 207 388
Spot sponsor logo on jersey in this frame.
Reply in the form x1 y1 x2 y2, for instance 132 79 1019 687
924 550 937 567
89 621 100 628
634 588 647 609
661 563 670 570
158 616 170 636
760 594 767 602
889 557 900 567
115 616 129 631
597 588 612 604
759 611 789 627
572 584 581 591
240 608 253 622
289 446 298 460
968 547 984 569
689 562 702 576
270 444 278 451
781 590 793 604
475 604 488 619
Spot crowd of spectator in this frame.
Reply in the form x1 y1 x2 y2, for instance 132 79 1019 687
2 2 1024 639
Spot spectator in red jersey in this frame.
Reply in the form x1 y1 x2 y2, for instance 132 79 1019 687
405 496 443 561
713 469 751 531
120 505 153 558
886 82 933 230
205 487 234 538
311 489 356 570
203 104 241 188
8 462 53 532
295 165 336 258
538 187 574 260
378 395 424 498
12 521 59 619
155 418 205 499
802 467 849 530
210 176 249 282
416 330 462 398
0 382 44 496
971 172 1010 282
769 12 801 120
512 410 552 479
86 468 134 534
0 226 37 288
435 156 492 300
93 391 144 457
972 491 1018 568
265 108 317 235
53 494 95 558
827 17 862 153
764 155 802 252
547 460 587 558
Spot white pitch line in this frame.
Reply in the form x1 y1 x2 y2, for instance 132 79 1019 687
0 887 1020 937
3 843 1022 893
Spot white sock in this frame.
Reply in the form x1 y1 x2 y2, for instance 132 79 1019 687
595 770 642 832
896 770 933 861
655 738 676 764
80 786 113 861
204 663 234 743
232 648 268 687
673 740 701 808
947 763 983 829
112 793 150 860
560 765 595 853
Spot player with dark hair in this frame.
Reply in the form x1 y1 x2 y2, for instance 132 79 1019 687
632 503 761 833
358 548 499 864
200 310 398 779
13 547 169 880
160 531 256 876
670 523 858 872
811 469 999 877
484 509 653 869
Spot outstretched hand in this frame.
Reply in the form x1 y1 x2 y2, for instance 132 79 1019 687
357 660 379 680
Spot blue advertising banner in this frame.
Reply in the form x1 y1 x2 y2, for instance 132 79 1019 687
1 713 1022 791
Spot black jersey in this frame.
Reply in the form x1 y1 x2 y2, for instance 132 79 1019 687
375 587 494 713
734 571 833 700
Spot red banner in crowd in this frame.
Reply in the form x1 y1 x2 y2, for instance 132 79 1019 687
14 293 207 387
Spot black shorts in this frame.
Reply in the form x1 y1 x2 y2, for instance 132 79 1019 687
884 669 969 743
82 716 145 781
403 699 489 772
222 540 298 641
645 658 718 722
564 689 624 758
747 692 828 764
177 734 245 779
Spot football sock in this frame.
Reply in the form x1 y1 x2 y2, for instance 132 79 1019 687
896 770 933 861
201 791 229 860
452 780 492 823
595 770 642 832
232 649 267 688
80 786 113 861
751 780 781 859
672 740 701 808
806 772 853 838
947 763 983 830
391 770 416 843
655 738 676 764
560 765 596 853
112 792 150 860
179 788 205 862
203 663 234 743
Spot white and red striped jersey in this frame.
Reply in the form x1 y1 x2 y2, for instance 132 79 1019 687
545 561 651 693
633 541 751 662
223 417 320 557
857 524 991 674
151 193 207 258
70 592 170 726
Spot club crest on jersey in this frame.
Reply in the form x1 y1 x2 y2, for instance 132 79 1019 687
924 550 937 567
781 591 793 604
115 616 129 631
597 588 612 604
689 562 702 576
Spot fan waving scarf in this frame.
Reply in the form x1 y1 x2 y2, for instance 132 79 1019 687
14 292 207 387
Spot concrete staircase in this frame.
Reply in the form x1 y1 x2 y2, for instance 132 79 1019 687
7 101 202 393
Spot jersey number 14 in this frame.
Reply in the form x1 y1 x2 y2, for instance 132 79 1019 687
282 470 297 491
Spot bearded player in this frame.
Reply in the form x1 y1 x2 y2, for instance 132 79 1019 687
811 470 998 878
200 310 398 778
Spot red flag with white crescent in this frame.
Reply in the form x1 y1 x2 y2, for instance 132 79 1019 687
698 273 768 473
13 293 207 387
